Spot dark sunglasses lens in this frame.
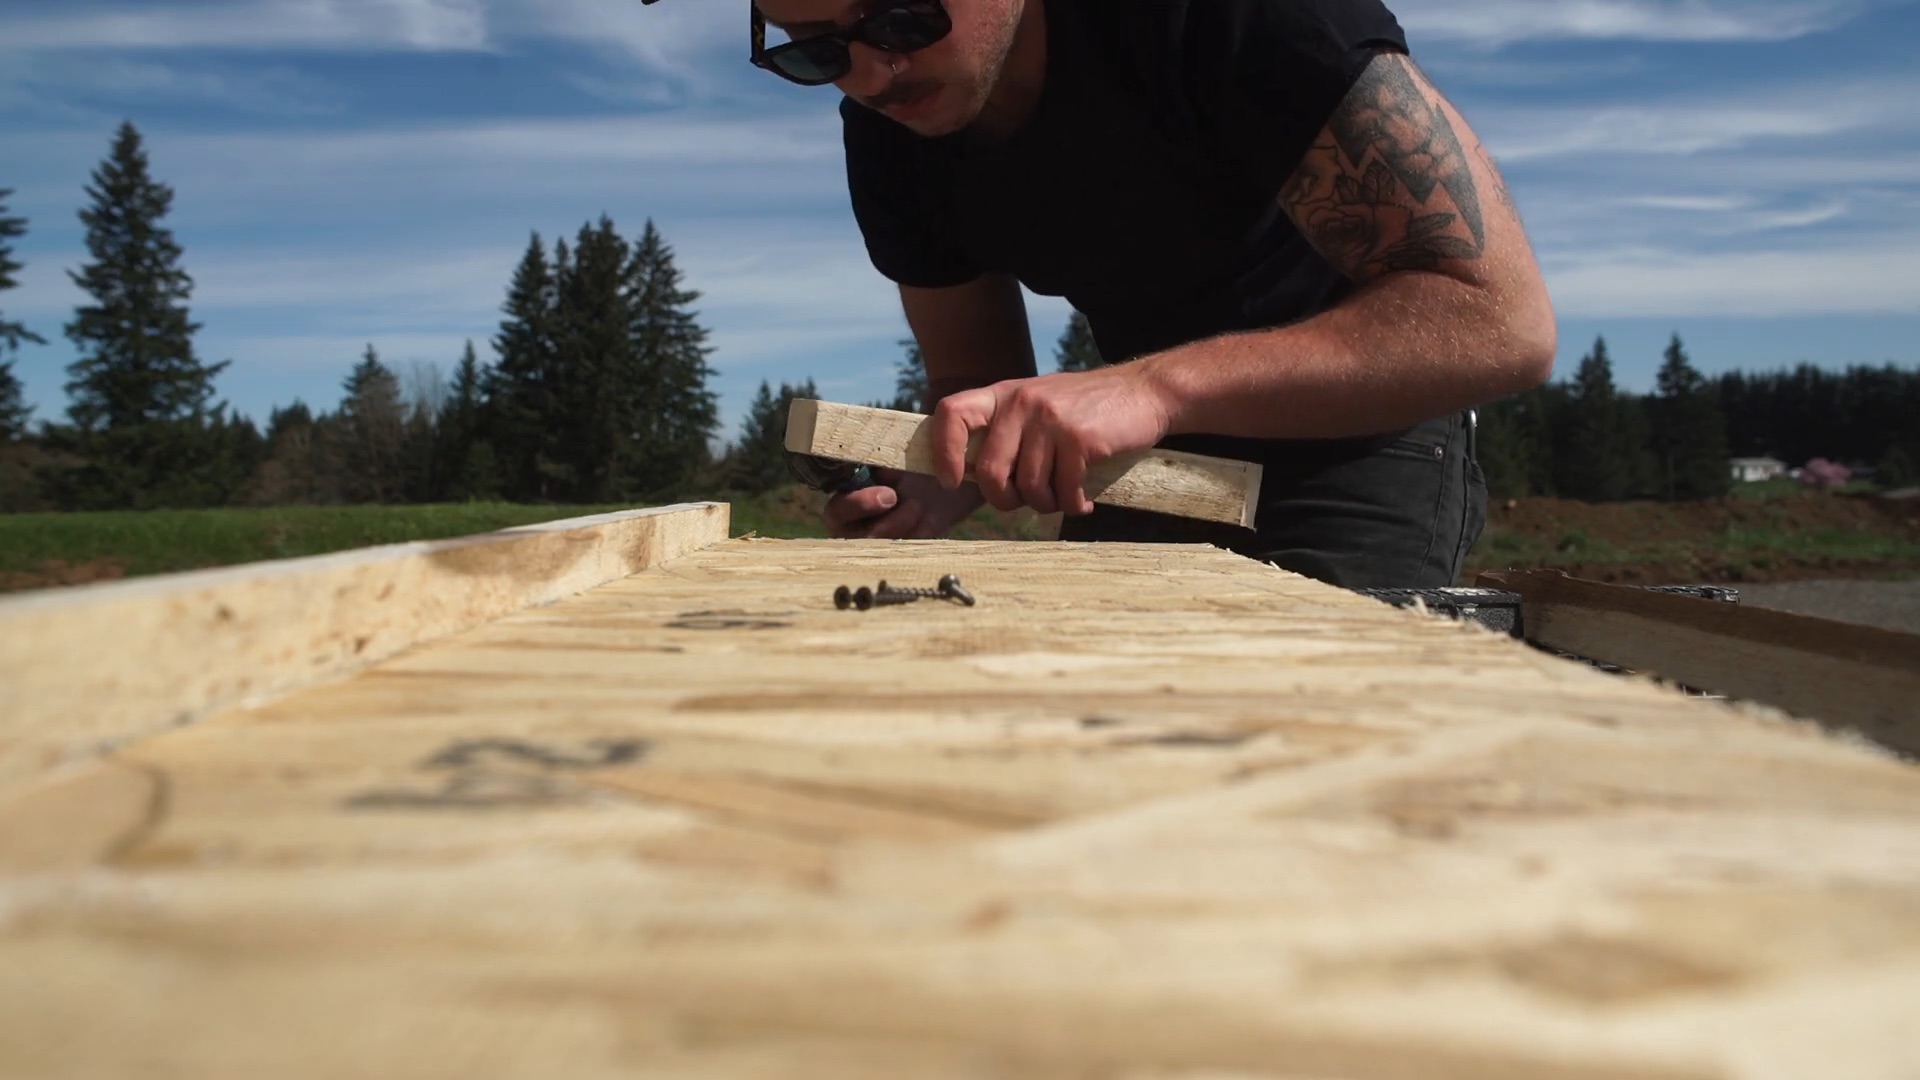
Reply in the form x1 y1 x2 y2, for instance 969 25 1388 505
863 5 951 50
767 38 850 84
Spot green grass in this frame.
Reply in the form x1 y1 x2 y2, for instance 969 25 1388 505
1715 525 1920 563
0 487 1050 590
0 502 643 580
1474 527 1640 566
1729 477 1881 500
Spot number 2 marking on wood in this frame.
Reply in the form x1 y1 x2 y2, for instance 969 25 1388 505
343 738 649 812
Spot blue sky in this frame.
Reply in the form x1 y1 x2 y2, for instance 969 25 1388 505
2 0 1917 447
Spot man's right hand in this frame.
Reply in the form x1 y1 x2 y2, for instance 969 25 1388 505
824 468 987 539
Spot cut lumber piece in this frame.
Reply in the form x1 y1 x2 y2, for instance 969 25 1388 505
3 538 1919 1079
785 398 1263 528
0 502 729 791
1480 569 1920 755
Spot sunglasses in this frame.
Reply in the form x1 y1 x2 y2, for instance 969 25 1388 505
749 1 954 86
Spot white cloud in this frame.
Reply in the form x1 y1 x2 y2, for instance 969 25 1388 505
1399 0 1871 48
1742 200 1851 231
0 0 491 52
0 54 342 117
1486 95 1895 161
0 0 750 97
1620 194 1753 212
1543 239 1920 317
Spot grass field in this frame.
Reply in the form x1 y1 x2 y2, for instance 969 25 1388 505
0 489 1056 592
2 483 1914 593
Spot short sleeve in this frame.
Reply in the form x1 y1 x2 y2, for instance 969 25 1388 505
840 101 982 289
1178 0 1409 193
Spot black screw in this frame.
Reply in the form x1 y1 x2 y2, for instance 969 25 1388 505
939 574 976 606
876 575 976 606
833 585 888 611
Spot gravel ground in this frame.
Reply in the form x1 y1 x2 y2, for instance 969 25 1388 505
1733 580 1920 636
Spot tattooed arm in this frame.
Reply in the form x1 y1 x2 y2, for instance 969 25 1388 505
1137 51 1557 440
922 51 1555 516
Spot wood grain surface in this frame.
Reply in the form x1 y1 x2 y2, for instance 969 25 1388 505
3 536 1918 1079
0 502 729 789
786 399 1264 527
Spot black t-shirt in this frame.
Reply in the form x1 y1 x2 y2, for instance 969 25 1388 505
841 0 1413 472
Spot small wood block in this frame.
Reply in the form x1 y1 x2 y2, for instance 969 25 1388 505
1479 568 1920 754
785 399 1262 528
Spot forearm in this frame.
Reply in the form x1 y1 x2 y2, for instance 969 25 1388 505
1142 271 1554 441
900 276 1038 409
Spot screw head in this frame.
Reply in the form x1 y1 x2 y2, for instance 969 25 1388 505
834 585 853 610
854 586 874 611
938 574 976 606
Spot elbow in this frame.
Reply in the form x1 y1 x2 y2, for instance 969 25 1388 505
1495 276 1557 395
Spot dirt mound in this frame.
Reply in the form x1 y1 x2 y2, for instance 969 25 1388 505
1464 491 1920 585
0 557 130 593
1489 492 1917 547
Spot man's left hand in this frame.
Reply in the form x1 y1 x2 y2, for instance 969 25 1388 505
928 363 1177 516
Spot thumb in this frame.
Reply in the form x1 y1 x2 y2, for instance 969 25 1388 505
929 391 994 489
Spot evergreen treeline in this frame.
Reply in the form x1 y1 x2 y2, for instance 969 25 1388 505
1477 334 1920 500
1 121 1913 514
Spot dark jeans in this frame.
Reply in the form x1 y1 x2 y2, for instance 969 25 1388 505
1058 410 1488 590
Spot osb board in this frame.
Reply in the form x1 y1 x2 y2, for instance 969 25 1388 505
2 537 1918 1080
0 502 730 789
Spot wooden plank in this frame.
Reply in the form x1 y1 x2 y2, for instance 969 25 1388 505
0 502 729 791
3 537 1918 1079
1479 569 1920 755
786 398 1263 527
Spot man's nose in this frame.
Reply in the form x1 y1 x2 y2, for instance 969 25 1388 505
837 41 897 97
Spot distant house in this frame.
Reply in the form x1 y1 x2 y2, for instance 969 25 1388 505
1729 456 1787 483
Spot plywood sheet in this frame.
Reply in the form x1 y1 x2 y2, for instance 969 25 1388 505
0 503 730 788
3 537 1917 1080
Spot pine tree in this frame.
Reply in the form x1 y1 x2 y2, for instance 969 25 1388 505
729 378 818 493
337 344 405 503
1475 387 1559 500
0 363 25 444
542 215 632 501
1053 310 1102 372
624 219 719 498
1650 334 1730 499
1616 392 1663 500
487 232 560 501
63 122 226 435
890 338 930 412
1553 337 1630 501
1 189 45 441
246 400 324 505
50 122 233 508
438 339 498 500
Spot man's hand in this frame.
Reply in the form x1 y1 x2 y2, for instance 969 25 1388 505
928 363 1177 516
824 469 987 539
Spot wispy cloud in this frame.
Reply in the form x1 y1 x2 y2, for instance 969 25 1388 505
1399 0 1874 47
1543 239 1920 317
0 0 491 52
0 55 343 118
1485 90 1902 161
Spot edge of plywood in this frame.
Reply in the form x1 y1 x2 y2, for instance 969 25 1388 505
1481 568 1920 755
0 502 731 790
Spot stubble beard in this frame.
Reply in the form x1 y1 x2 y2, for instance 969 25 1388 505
916 0 1023 136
